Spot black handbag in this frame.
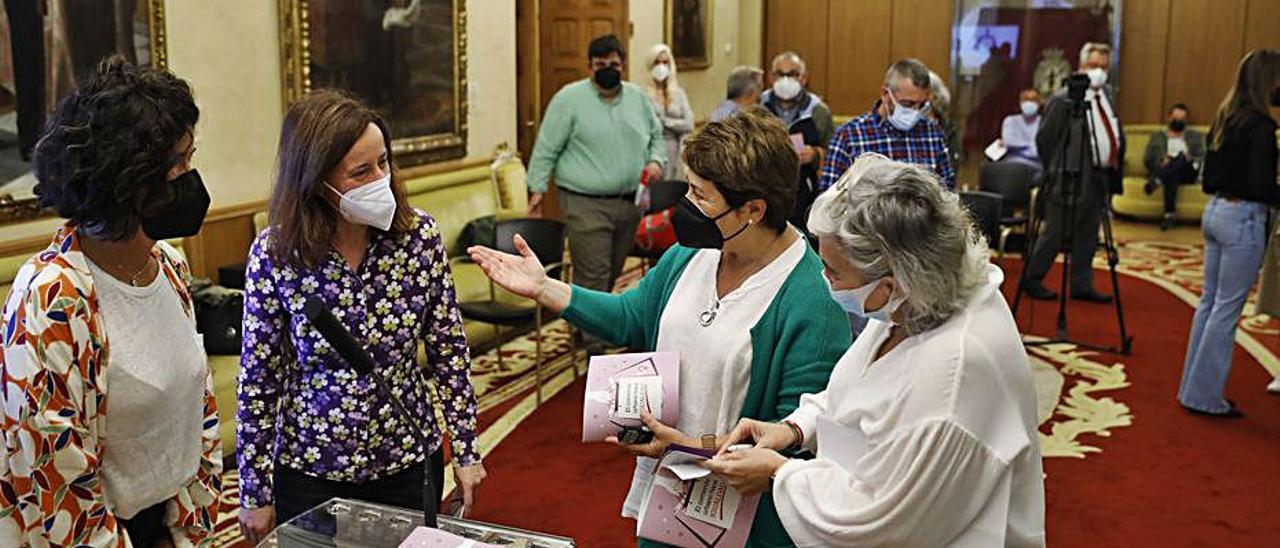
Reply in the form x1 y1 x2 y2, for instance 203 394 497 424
190 278 244 355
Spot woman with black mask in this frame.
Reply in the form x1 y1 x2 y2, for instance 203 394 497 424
0 57 222 547
469 107 849 547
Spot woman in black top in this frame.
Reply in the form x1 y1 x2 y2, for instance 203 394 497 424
1178 49 1280 417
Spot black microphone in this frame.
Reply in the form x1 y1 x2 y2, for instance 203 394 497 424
302 295 439 528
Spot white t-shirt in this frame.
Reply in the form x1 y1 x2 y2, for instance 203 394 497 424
774 265 1047 547
88 251 206 520
622 234 808 518
1167 135 1189 158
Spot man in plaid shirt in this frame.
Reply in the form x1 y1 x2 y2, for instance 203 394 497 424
818 58 956 193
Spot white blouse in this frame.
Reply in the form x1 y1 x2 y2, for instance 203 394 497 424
774 265 1046 547
622 234 808 518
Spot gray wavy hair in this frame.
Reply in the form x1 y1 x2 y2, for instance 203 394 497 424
808 154 990 334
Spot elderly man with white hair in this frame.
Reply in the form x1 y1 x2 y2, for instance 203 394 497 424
761 50 835 238
706 154 1046 547
1021 42 1124 304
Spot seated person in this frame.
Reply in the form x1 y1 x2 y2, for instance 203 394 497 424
706 153 1045 546
1143 102 1206 230
1001 88 1044 179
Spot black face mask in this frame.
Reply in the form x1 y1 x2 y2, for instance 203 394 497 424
1168 119 1187 132
1271 88 1280 107
594 67 622 90
672 197 749 250
140 169 210 240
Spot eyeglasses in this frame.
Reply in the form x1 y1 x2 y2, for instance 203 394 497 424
772 70 802 79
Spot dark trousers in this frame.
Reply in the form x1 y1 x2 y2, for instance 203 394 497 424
274 450 445 527
4 0 45 160
1027 174 1106 295
118 501 167 548
1154 155 1198 214
557 190 641 292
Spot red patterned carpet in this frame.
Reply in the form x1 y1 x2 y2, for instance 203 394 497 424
212 243 1280 547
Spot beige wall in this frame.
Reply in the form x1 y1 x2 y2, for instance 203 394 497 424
167 0 283 209
629 0 765 122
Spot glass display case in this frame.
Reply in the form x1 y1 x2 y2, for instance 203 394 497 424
259 498 577 548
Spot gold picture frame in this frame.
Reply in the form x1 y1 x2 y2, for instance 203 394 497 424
0 0 168 227
665 0 713 70
278 0 468 167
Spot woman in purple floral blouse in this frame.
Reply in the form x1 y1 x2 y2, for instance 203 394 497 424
236 90 486 543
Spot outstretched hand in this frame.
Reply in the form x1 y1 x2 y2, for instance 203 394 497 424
467 234 548 300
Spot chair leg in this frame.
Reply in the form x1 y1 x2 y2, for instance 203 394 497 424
494 325 506 371
535 309 544 407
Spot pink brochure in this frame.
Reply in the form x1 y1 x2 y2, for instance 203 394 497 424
636 445 761 548
581 351 680 443
789 133 806 153
398 526 498 547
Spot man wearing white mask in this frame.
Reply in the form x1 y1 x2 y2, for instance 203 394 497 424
761 51 834 237
819 58 957 198
1021 42 1123 303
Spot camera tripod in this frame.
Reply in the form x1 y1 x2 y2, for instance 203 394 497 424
1010 76 1133 355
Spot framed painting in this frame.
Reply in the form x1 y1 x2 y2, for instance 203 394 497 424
279 0 468 167
665 0 712 70
0 0 167 226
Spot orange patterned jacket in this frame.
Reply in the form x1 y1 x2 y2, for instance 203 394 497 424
0 224 223 547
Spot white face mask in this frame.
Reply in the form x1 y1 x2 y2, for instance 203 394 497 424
1020 101 1039 117
886 89 926 132
825 276 905 324
651 63 671 83
1086 67 1108 89
772 76 803 101
327 174 396 231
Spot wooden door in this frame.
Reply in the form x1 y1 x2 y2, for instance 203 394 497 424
517 0 628 218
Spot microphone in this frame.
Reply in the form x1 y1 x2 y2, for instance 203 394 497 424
302 295 439 528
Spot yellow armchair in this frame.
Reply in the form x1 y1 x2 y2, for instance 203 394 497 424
1112 124 1211 222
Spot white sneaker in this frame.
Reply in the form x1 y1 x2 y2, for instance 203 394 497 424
1268 377 1280 394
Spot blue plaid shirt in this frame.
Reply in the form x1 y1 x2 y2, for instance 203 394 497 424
818 102 957 191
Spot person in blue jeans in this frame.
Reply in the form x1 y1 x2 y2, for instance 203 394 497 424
1178 48 1280 417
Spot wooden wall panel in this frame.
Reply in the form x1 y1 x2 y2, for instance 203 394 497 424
890 0 953 78
823 0 892 114
1118 0 1171 124
763 0 830 100
184 203 265 279
1244 0 1280 53
1164 0 1246 125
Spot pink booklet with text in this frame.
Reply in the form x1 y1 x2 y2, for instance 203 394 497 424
581 351 680 443
636 445 761 548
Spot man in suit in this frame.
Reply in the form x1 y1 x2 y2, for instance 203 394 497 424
1023 42 1123 303
1143 102 1206 230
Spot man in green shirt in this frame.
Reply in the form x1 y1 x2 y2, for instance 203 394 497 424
526 34 666 293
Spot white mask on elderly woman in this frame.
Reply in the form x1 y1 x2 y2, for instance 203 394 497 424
825 276 906 324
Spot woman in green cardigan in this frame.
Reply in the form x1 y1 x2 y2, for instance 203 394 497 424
468 107 849 547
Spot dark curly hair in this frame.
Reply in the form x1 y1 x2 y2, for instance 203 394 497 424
33 55 199 240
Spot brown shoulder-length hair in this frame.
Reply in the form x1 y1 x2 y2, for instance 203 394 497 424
1209 49 1280 150
267 89 416 267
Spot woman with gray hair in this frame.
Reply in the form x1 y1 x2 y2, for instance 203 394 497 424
707 153 1046 547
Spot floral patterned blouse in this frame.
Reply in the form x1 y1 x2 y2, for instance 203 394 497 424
237 209 480 509
0 224 223 547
